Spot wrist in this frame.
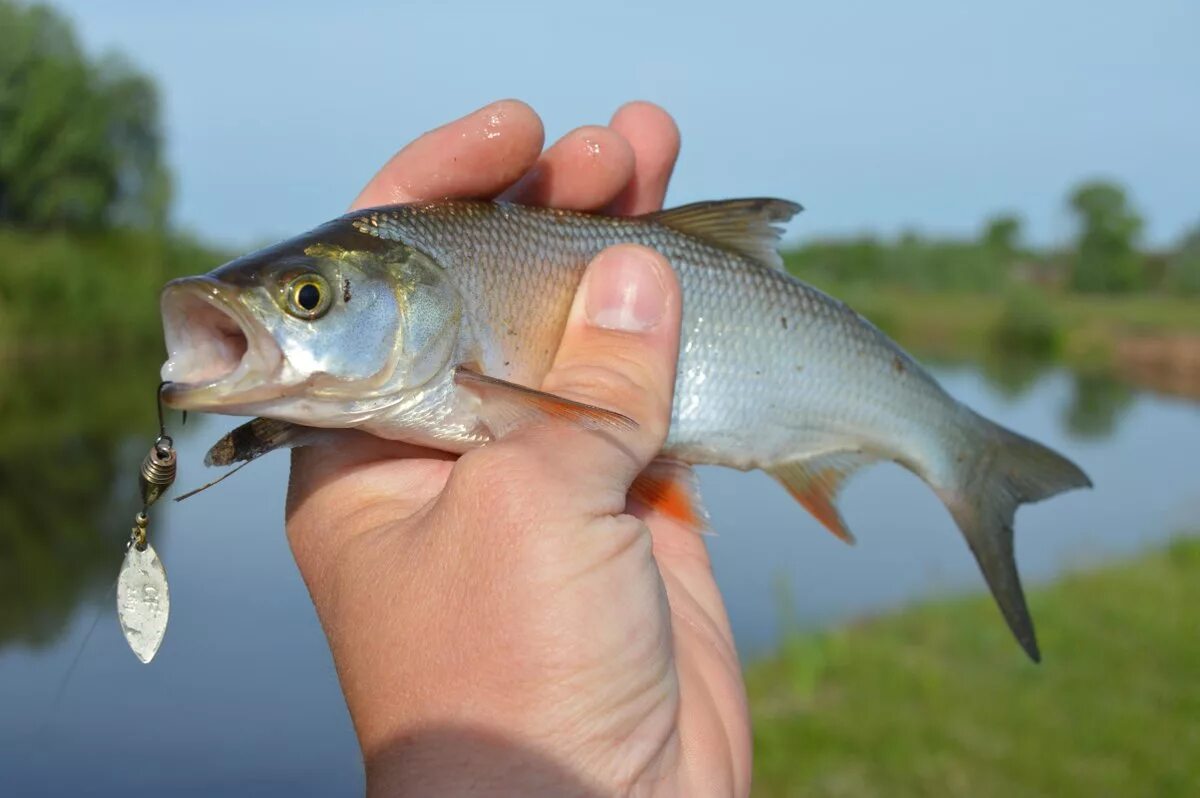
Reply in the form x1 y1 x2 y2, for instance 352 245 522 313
364 727 607 797
354 695 685 797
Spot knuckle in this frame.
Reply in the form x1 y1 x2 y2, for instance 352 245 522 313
552 359 643 402
546 358 671 445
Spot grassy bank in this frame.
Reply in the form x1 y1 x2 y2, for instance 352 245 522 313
746 536 1200 797
826 283 1200 361
798 279 1200 399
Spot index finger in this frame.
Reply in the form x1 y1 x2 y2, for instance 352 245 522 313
351 99 546 210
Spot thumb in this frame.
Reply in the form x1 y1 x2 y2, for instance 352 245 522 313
536 243 682 488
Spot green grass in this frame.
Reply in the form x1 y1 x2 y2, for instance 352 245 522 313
746 536 1200 797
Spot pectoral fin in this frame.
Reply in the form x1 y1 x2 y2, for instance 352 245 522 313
455 367 637 438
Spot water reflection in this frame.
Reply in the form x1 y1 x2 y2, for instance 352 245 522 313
979 352 1053 400
0 353 1197 795
1063 372 1135 440
976 356 1138 440
0 352 1192 657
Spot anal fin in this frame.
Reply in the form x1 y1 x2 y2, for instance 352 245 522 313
769 452 872 544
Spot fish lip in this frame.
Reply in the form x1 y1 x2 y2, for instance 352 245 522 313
159 277 284 409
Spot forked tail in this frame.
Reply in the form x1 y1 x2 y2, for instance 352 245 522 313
936 420 1092 662
769 415 1091 662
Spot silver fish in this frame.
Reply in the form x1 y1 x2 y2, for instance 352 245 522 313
160 199 1091 660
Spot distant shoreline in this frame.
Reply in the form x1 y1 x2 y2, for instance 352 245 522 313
827 285 1200 402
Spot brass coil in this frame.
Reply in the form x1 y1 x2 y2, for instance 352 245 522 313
139 439 177 508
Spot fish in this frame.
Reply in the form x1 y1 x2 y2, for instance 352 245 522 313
159 198 1091 661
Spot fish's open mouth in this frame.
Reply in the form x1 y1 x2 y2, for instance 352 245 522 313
159 278 282 408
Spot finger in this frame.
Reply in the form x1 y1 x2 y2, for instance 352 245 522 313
524 245 730 645
605 101 681 216
527 244 682 492
631 479 737 650
351 99 545 210
500 125 635 210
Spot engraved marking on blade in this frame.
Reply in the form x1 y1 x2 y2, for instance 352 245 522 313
117 543 170 664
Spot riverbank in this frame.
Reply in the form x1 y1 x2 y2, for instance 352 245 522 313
0 228 223 356
746 535 1200 797
826 284 1200 401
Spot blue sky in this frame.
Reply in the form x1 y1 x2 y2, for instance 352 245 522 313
51 0 1198 249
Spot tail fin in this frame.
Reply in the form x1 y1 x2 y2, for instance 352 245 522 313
938 423 1092 662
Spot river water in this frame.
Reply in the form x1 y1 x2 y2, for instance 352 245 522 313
0 357 1196 796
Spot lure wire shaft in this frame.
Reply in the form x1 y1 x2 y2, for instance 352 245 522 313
140 382 179 510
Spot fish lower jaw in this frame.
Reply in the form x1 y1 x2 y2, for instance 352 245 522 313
159 345 289 410
160 283 284 410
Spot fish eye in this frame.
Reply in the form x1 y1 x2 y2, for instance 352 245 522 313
284 274 332 320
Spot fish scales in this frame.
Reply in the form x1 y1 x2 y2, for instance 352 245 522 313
362 202 956 471
159 198 1091 661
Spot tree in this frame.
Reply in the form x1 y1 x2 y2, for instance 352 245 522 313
1166 223 1200 296
1067 180 1144 293
982 213 1022 255
0 0 170 231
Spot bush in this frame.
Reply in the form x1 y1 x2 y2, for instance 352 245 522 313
1166 226 1200 296
784 235 1011 294
989 285 1063 357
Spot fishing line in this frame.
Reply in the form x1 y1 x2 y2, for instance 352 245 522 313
172 459 253 502
48 574 120 719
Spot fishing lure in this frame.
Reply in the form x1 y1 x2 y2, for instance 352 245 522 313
116 383 177 664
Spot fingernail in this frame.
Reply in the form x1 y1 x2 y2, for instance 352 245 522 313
584 248 667 332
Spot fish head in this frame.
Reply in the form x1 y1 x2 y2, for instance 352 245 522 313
160 221 462 424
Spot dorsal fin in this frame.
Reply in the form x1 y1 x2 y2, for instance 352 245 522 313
647 198 802 270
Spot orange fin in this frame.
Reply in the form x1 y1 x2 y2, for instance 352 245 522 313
629 460 708 531
455 367 637 438
769 452 871 545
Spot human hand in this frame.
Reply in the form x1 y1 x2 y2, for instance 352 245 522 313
285 100 749 797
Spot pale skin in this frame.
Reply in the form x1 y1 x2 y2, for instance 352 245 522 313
285 100 750 797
